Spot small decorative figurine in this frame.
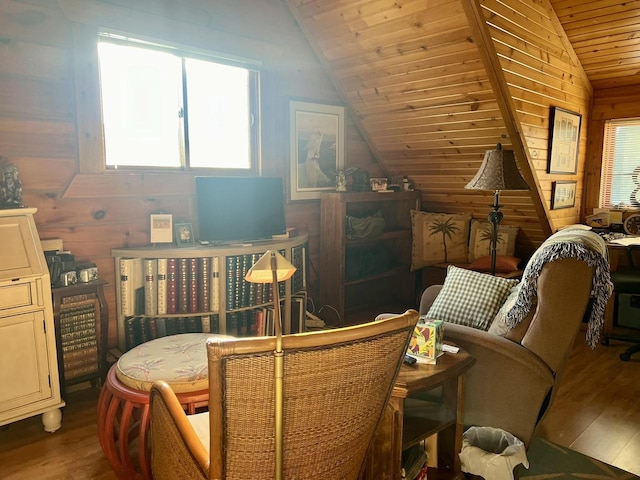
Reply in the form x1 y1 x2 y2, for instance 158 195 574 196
336 170 347 191
0 158 24 208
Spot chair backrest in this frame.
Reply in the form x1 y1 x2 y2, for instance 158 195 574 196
207 309 418 480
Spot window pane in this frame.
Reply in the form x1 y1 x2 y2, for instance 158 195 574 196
601 119 640 208
98 42 183 167
185 58 252 169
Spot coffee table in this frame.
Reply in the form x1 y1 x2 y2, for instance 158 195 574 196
359 345 475 480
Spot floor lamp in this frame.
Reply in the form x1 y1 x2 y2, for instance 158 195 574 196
245 250 297 480
465 143 529 275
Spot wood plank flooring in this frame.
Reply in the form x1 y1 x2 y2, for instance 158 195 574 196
0 335 638 479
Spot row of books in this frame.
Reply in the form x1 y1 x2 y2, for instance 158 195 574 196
58 297 99 381
119 246 306 318
124 295 307 350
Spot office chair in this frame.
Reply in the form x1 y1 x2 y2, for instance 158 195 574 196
603 245 640 361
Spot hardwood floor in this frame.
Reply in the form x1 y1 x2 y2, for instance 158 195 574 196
0 335 638 479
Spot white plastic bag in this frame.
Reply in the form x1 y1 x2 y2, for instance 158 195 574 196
459 426 529 480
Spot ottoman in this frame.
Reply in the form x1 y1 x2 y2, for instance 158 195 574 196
97 333 222 480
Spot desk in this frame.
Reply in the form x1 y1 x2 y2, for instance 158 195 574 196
604 242 640 340
359 346 475 480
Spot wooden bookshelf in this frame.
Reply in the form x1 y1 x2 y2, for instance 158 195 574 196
111 234 308 352
320 191 421 322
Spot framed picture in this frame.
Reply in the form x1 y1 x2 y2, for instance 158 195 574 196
551 181 577 209
289 99 345 200
548 107 581 174
150 214 173 244
175 223 195 247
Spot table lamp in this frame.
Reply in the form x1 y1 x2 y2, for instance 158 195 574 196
245 250 297 480
465 143 529 275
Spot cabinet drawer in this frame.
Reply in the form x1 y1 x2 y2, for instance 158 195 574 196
0 282 35 311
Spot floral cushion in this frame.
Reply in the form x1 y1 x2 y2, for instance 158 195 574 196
411 210 471 270
116 333 231 393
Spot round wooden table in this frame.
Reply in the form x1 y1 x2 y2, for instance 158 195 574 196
97 333 219 480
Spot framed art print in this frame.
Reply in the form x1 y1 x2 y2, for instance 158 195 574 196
289 99 344 201
175 223 195 247
551 181 577 209
548 107 581 174
150 214 173 243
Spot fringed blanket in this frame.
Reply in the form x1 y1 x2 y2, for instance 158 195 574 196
504 228 613 348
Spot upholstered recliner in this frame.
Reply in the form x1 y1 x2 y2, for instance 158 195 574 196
419 228 613 447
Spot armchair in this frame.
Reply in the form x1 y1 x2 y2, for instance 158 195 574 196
419 228 612 447
149 310 419 480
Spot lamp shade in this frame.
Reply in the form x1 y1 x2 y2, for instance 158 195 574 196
465 143 530 192
245 250 297 284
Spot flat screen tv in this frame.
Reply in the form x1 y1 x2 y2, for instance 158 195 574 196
195 176 287 243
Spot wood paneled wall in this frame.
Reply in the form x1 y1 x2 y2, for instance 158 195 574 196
286 0 593 258
1 0 382 348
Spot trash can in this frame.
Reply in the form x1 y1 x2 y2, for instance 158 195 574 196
458 426 529 480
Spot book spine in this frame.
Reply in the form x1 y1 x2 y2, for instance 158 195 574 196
120 258 143 316
198 257 211 312
156 258 168 315
188 258 198 313
226 256 237 310
201 315 211 333
144 259 158 316
211 257 220 313
166 259 178 314
178 258 189 313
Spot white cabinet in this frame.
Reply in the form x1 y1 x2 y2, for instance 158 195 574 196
0 208 64 432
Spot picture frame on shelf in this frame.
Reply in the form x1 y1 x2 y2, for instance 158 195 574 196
551 181 577 209
175 223 195 247
548 107 581 174
150 214 173 244
289 99 345 201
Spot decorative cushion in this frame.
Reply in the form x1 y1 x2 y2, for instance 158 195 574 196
116 333 231 393
425 265 519 331
468 220 519 262
411 210 471 270
467 255 521 273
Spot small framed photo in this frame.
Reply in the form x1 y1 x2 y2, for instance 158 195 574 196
175 223 195 247
150 214 173 244
548 107 581 174
551 181 577 209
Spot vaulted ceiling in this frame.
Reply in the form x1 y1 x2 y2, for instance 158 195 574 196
284 0 640 254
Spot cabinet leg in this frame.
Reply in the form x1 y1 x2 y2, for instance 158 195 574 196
42 408 62 432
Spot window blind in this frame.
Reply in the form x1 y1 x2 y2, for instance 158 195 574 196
600 118 640 208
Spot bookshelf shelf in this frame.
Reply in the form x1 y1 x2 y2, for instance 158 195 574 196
111 233 308 352
52 279 109 396
320 191 420 321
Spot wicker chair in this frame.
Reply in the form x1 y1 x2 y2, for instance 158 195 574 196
149 310 419 480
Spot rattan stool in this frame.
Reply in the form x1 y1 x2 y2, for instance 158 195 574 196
97 333 218 480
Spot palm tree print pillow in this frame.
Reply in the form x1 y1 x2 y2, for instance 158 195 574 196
467 220 519 262
411 210 471 270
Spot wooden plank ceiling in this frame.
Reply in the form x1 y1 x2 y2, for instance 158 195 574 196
549 0 640 90
285 0 566 254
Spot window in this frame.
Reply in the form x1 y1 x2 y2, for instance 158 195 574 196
600 118 640 208
97 33 260 170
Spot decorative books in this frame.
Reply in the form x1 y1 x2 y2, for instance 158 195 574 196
407 318 444 364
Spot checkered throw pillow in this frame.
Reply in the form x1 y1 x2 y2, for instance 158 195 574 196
425 265 519 331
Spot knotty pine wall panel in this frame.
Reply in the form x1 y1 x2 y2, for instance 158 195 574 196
479 0 592 234
2 0 381 348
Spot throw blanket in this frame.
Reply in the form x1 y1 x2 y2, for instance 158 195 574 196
504 228 613 348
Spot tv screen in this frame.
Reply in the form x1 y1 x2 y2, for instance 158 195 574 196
195 176 287 243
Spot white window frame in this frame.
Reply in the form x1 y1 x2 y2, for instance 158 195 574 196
95 30 261 173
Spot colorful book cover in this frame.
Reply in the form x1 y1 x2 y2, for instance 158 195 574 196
407 319 444 364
